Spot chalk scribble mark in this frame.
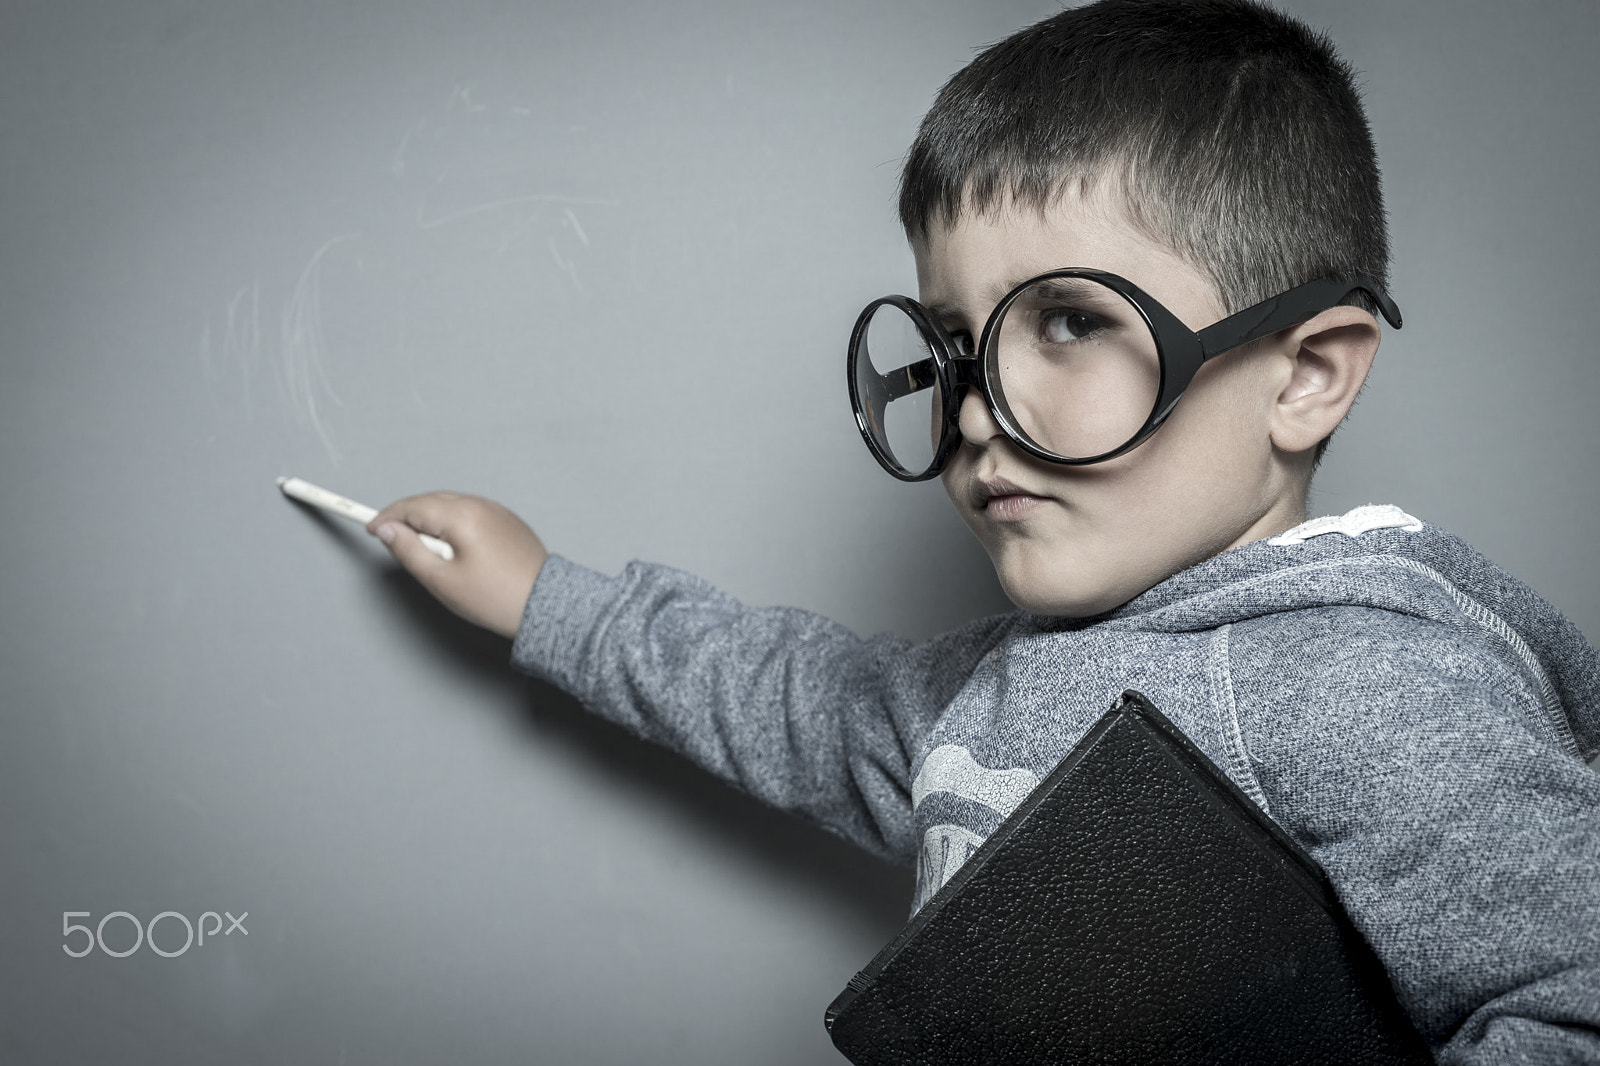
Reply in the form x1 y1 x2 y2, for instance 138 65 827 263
278 233 357 467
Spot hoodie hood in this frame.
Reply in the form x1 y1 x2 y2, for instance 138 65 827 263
1074 504 1600 761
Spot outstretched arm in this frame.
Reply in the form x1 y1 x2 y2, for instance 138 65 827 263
367 490 1013 861
513 555 1012 860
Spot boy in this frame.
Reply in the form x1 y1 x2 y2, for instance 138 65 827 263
366 1 1600 1060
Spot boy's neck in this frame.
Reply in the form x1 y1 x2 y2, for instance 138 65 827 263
1223 493 1309 554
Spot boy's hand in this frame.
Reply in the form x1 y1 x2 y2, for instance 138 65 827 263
365 492 547 640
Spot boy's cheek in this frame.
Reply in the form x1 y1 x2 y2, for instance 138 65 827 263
941 481 1123 616
979 530 1146 617
938 443 1220 616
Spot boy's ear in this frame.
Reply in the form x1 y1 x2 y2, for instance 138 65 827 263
1268 305 1382 455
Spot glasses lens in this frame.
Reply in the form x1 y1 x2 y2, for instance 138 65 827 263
987 276 1160 460
852 301 946 477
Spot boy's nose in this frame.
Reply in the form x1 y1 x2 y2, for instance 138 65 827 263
954 385 1005 446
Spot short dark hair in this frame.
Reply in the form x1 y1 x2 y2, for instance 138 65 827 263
900 0 1389 321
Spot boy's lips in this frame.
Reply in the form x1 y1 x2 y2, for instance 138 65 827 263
971 474 1053 517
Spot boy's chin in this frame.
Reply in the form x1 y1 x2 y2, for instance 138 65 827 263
992 555 1141 619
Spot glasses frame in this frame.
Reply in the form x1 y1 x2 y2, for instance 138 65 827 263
847 269 1403 481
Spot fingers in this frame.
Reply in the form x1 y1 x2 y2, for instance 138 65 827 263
362 490 549 639
367 492 466 545
372 518 447 577
366 492 464 587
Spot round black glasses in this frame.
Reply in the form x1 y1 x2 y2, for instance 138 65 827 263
847 270 1402 481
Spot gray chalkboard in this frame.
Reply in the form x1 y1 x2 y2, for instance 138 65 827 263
3 2 1596 1063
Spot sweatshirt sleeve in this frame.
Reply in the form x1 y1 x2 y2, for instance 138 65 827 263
1234 609 1600 1063
509 554 1015 863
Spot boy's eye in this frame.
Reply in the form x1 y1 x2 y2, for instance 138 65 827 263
1039 307 1106 343
952 330 976 357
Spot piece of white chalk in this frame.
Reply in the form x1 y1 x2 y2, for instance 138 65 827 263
277 476 455 561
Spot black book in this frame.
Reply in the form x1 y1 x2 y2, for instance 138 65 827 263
825 690 1433 1065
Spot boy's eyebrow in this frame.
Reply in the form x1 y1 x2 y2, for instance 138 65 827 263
924 278 1029 324
925 275 1111 324
1026 277 1120 302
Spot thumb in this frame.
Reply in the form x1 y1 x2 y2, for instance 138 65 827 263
373 520 444 577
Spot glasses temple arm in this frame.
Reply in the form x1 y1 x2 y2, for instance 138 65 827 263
1195 277 1403 360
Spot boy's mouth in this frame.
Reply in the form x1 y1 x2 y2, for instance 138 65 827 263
972 475 1052 518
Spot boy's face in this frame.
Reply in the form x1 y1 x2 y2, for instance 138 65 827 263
916 187 1309 617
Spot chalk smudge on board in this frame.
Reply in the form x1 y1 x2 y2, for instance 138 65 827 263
225 283 262 422
392 123 418 177
547 235 582 292
199 282 262 421
562 207 590 246
278 233 356 467
200 86 623 458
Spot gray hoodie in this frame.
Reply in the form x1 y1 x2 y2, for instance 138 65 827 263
510 504 1600 1063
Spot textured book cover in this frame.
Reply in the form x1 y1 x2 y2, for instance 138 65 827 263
825 690 1432 1065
